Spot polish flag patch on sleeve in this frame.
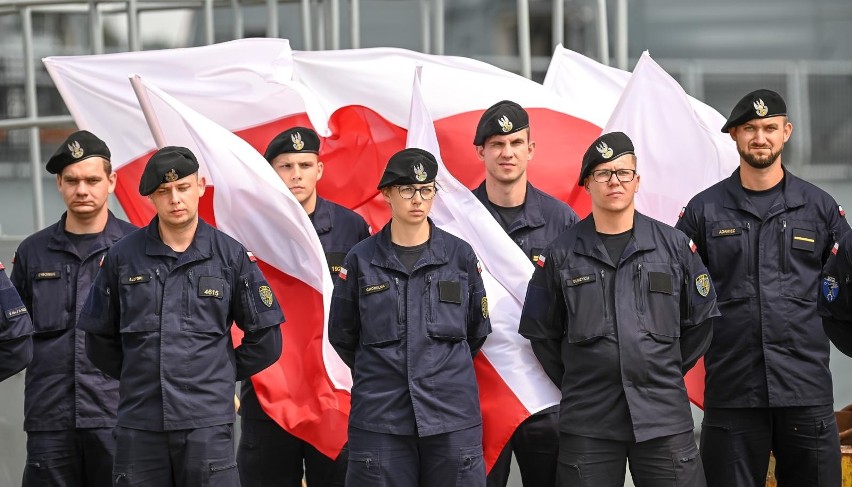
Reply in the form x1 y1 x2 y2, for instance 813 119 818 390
833 242 840 255
0 261 4 271
689 239 697 253
679 207 686 219
338 267 348 281
840 205 846 217
537 255 546 268
247 251 257 263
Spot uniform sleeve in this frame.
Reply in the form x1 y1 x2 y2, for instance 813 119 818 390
466 254 491 357
232 251 285 334
234 324 282 380
329 254 360 368
679 240 720 372
823 202 852 265
0 269 32 381
819 235 852 356
675 202 709 265
519 246 565 387
79 253 123 378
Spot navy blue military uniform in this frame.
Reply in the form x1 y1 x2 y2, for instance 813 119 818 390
79 216 284 486
11 211 136 486
329 219 491 486
238 195 369 487
520 212 719 485
473 180 577 486
677 167 849 486
0 261 32 381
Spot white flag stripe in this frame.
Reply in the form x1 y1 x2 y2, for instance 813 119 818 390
603 52 738 225
131 76 351 391
406 66 559 413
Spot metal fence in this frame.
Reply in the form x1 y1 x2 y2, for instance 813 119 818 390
0 0 850 236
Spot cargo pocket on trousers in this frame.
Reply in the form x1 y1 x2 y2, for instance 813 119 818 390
456 446 485 483
204 457 238 486
348 450 384 485
671 442 703 486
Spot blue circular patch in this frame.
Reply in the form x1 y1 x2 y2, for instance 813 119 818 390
823 276 840 303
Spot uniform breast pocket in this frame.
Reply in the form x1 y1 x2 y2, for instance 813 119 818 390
559 267 613 344
183 268 232 335
118 270 160 333
707 220 751 299
425 274 469 342
636 262 681 339
30 266 72 333
357 276 400 346
783 219 822 300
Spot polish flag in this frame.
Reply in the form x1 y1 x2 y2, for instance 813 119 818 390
43 40 598 467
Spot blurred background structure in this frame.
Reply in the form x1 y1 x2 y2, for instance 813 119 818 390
0 1 851 485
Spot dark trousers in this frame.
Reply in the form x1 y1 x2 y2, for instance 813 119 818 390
236 417 348 487
556 431 705 487
701 406 841 487
486 411 559 487
346 425 485 487
22 428 115 487
112 424 239 487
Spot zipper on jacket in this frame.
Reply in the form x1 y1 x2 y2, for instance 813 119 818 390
243 276 259 324
780 219 788 273
155 268 163 317
65 264 74 313
745 222 753 276
425 274 433 322
635 263 644 312
394 277 405 324
600 269 609 319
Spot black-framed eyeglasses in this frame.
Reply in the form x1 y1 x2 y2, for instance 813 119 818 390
396 185 437 200
591 169 637 183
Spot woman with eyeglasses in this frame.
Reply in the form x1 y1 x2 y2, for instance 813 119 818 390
329 147 491 487
518 132 720 487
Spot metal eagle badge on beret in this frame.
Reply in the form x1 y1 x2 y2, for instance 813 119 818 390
165 169 179 183
754 99 769 117
413 163 428 182
258 284 274 308
68 140 84 159
823 276 840 303
498 115 513 133
695 273 710 297
291 132 304 151
596 141 614 159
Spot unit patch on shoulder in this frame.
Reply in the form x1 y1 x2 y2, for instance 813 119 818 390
481 296 489 319
695 273 710 297
823 276 840 303
258 285 274 308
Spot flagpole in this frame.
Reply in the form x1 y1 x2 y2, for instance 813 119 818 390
129 75 167 148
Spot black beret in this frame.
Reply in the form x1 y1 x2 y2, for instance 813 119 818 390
264 127 321 161
139 146 200 196
578 131 635 186
721 89 787 132
46 130 111 174
473 100 530 146
377 148 438 189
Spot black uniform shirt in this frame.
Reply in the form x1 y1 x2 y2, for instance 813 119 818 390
79 217 285 431
520 213 719 442
0 264 32 382
677 167 850 408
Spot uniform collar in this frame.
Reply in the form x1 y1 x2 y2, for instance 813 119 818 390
473 181 546 232
311 196 333 235
722 166 806 218
144 216 213 264
48 210 129 259
371 218 448 274
573 212 657 267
